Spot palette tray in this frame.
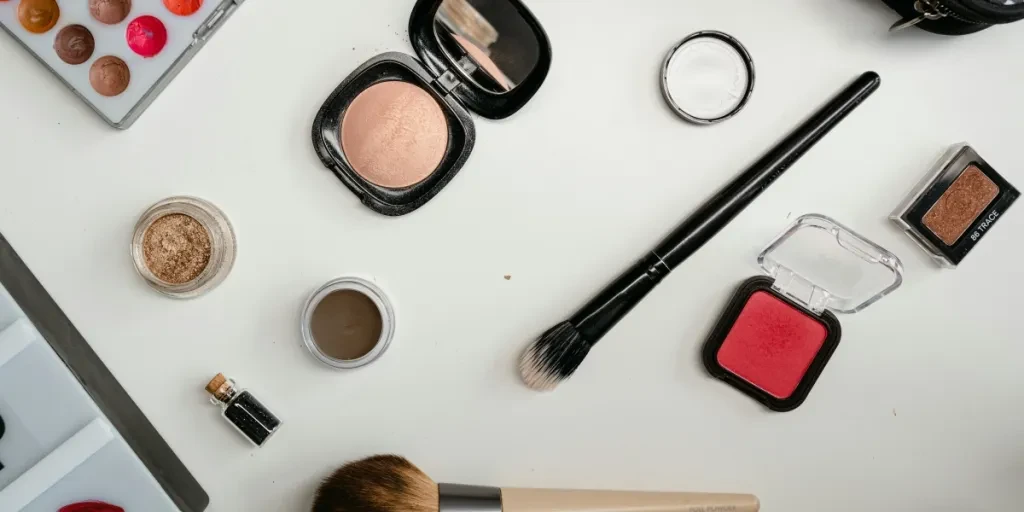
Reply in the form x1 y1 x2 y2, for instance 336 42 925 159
0 0 243 129
0 233 208 510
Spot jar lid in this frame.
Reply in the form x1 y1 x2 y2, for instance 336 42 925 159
660 31 755 125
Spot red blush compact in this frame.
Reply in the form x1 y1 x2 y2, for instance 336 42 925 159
717 289 830 400
703 215 903 412
705 278 840 410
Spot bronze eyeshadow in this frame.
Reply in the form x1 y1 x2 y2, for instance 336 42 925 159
891 144 1019 268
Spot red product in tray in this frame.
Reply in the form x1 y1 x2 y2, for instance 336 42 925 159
60 502 125 512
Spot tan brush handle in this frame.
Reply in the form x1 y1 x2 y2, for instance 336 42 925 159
500 488 760 512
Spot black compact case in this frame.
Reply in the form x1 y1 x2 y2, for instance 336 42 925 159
313 0 552 216
883 0 1024 34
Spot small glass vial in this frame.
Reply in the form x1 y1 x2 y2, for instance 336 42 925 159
205 374 281 447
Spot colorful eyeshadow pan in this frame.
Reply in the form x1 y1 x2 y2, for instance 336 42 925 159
126 15 168 57
54 25 96 65
89 0 132 25
715 291 828 400
18 0 59 33
891 144 1019 268
0 0 241 128
164 0 203 16
90 55 131 96
703 215 902 412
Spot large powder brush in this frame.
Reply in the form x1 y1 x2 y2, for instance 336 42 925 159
312 455 760 512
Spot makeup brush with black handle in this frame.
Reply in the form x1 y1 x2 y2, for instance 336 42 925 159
312 454 760 512
519 71 881 392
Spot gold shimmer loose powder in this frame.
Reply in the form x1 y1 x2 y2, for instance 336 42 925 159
142 214 212 284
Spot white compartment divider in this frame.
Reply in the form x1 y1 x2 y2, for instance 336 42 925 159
0 317 36 370
0 418 113 510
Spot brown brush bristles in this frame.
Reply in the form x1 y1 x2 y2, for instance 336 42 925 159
312 455 439 512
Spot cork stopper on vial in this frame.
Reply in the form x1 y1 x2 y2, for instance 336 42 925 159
206 373 235 403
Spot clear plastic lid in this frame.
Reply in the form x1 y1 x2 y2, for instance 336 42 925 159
758 214 904 315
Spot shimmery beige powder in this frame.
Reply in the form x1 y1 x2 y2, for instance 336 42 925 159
340 81 448 189
143 214 212 284
923 165 1000 246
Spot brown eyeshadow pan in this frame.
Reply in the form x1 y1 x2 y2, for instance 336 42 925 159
922 165 1000 246
54 25 96 65
89 56 131 96
89 0 133 25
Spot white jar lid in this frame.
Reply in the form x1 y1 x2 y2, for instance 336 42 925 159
661 31 755 124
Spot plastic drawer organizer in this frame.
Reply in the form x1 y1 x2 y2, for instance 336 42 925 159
0 233 208 511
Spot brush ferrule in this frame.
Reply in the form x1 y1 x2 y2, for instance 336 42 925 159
438 483 502 511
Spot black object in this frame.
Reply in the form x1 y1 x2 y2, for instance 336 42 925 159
571 72 880 344
0 233 209 511
0 413 5 471
883 0 1024 35
223 391 281 447
410 0 551 119
207 374 281 447
312 0 552 216
701 277 842 412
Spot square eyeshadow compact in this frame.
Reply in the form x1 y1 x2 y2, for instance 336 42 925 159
312 0 553 216
702 214 904 412
0 0 243 129
890 143 1019 268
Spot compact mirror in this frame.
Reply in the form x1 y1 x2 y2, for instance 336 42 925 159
434 0 542 93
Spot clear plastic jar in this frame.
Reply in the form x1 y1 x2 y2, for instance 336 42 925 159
131 196 236 299
301 276 396 369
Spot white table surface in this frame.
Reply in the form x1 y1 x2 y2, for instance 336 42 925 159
2 1 1023 511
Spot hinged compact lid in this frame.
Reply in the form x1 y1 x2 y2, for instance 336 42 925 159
758 214 904 315
409 0 552 119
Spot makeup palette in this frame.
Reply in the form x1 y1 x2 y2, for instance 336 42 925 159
0 233 208 511
703 214 903 412
313 0 552 216
0 0 243 128
891 144 1019 268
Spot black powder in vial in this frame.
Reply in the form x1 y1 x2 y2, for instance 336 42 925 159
206 373 281 447
224 391 281 447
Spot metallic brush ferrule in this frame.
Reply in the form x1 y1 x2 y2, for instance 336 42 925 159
438 483 502 512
